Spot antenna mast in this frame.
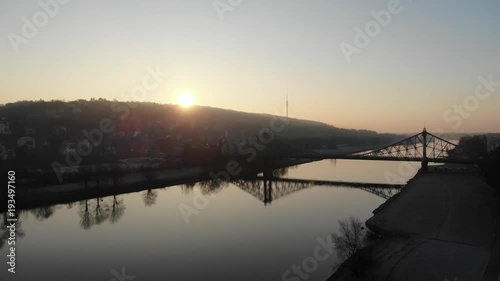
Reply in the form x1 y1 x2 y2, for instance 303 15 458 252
286 88 289 118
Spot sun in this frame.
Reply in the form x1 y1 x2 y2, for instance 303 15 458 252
176 92 194 107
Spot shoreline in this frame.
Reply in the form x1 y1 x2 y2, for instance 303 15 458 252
328 164 500 281
1 158 318 213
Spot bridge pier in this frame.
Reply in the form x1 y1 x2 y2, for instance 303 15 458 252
263 167 274 205
421 127 428 173
264 128 475 172
421 160 428 173
263 169 273 179
263 179 273 205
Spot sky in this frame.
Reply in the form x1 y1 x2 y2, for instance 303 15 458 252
1 0 499 133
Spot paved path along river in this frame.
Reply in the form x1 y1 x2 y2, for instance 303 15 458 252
330 165 500 281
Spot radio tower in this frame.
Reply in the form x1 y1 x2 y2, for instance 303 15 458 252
286 88 289 118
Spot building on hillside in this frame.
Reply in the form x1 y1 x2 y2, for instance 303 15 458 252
25 128 36 137
0 119 10 135
0 142 6 160
52 126 67 135
489 137 500 152
17 137 36 149
59 142 76 155
0 142 15 160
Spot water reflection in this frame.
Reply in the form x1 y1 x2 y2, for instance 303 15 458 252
25 176 401 231
233 177 400 205
233 178 313 205
142 189 158 207
198 179 229 195
94 198 110 225
181 182 196 194
273 167 290 177
30 206 58 221
79 197 124 229
79 200 93 230
0 213 25 250
0 160 413 281
110 195 126 223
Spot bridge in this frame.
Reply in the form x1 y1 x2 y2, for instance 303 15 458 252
232 177 402 205
266 128 481 172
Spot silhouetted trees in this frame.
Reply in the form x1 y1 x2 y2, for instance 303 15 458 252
332 217 366 261
0 99 399 175
331 217 368 276
450 135 488 158
483 146 500 189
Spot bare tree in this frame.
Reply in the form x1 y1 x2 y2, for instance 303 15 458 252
331 217 367 275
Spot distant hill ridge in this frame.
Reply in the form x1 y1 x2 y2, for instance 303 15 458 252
0 99 398 144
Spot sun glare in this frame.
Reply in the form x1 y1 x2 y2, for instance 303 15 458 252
176 92 194 107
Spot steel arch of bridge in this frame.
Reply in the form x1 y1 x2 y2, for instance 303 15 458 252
345 129 481 165
263 129 481 166
353 130 457 160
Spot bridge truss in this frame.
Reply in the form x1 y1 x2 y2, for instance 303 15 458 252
351 129 472 163
232 178 401 205
265 129 480 166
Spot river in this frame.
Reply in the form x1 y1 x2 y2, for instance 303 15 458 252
0 160 419 281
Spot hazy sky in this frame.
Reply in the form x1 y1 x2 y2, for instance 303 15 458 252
1 0 499 133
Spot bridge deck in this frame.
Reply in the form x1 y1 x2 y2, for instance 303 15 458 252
253 176 403 188
264 154 481 164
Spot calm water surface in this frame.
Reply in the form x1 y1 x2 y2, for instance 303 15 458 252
1 160 417 281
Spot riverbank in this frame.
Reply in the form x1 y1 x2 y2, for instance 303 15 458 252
328 165 500 281
1 158 318 212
